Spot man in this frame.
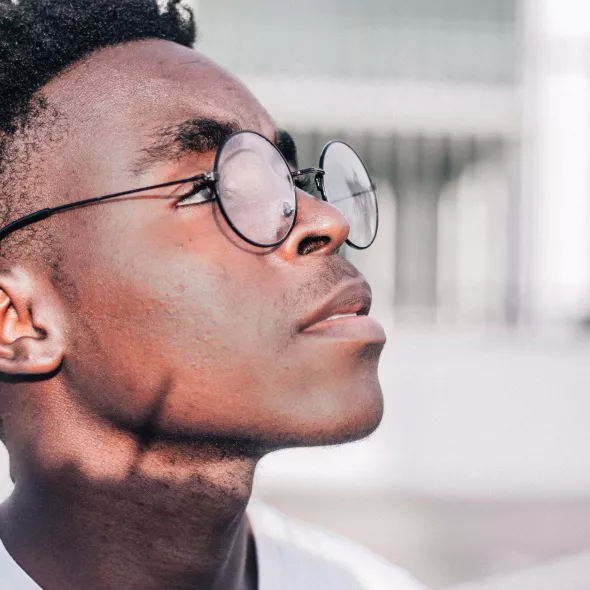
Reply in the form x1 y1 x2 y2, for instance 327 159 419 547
0 1 426 588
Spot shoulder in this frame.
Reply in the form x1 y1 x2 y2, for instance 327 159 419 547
248 501 428 590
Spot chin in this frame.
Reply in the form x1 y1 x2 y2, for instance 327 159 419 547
269 379 385 450
299 340 386 440
318 389 385 446
315 354 386 445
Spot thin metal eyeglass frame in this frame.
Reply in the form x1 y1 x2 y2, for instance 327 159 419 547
0 131 378 250
319 140 379 250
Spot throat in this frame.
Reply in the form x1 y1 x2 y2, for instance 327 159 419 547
0 447 260 590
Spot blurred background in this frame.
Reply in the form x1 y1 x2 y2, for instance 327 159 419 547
3 0 590 588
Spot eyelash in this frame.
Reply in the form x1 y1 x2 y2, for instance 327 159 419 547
176 174 313 207
175 181 217 207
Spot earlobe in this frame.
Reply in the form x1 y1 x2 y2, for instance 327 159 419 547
0 268 65 376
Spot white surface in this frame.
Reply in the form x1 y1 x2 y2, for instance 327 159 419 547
522 0 590 322
448 550 590 590
249 501 426 590
242 76 518 138
0 443 12 503
540 0 590 38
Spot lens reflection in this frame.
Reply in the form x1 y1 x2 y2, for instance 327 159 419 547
321 142 378 249
216 132 296 247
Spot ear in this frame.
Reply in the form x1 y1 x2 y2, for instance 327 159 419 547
0 267 66 375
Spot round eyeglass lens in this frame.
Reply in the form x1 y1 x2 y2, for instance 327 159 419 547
321 142 378 249
216 132 296 247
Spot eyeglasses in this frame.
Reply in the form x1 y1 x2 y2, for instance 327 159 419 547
0 130 379 249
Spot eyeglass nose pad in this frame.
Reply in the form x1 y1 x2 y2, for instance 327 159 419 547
315 174 324 193
282 202 295 218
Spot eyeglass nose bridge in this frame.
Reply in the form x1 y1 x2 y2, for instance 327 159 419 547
291 167 326 199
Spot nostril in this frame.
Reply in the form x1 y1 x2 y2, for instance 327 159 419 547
298 236 331 256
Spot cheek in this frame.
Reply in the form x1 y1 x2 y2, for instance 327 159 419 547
62 236 287 421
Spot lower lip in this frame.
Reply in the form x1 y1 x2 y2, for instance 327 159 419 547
301 315 387 343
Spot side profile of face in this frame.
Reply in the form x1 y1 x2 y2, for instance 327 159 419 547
8 39 385 456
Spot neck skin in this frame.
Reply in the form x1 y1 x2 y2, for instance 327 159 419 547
0 402 261 590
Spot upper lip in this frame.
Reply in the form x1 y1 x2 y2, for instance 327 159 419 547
298 280 372 332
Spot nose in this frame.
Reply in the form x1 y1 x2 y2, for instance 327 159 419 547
278 190 350 260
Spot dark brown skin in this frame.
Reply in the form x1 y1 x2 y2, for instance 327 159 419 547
0 40 385 590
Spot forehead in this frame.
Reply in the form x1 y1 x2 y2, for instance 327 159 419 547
43 39 276 166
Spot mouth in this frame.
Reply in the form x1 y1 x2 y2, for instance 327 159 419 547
324 313 362 321
298 281 386 343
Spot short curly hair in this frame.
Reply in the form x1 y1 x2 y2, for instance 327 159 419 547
0 0 196 138
0 0 197 244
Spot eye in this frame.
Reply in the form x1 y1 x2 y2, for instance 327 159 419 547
175 181 216 207
294 175 313 193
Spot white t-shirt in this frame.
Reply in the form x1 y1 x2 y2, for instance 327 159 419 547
0 502 427 590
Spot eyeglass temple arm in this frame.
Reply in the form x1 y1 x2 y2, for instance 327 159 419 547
0 173 213 241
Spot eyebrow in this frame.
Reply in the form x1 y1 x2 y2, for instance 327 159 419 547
131 118 300 175
275 129 299 169
131 118 241 176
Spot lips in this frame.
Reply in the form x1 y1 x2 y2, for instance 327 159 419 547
298 281 372 332
297 280 386 344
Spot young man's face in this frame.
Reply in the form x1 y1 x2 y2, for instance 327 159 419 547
32 40 385 451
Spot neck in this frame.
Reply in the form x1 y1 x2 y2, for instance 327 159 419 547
0 435 260 590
